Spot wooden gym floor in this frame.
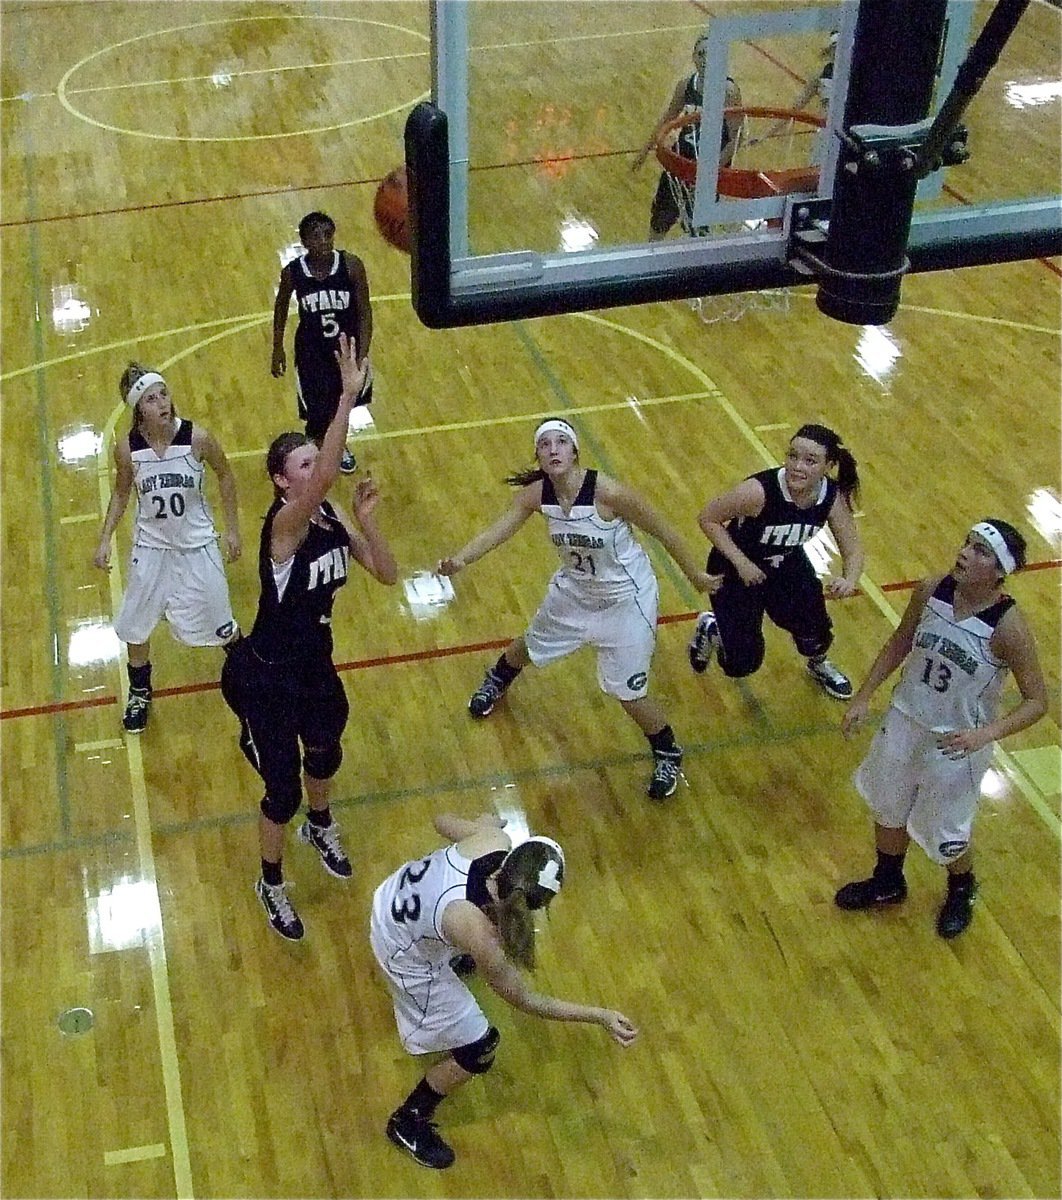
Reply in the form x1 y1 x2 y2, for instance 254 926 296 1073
1 2 1059 1197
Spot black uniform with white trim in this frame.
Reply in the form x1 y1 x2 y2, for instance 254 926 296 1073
291 251 371 439
708 467 837 677
220 498 352 804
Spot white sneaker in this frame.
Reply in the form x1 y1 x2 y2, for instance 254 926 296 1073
688 612 719 675
806 657 853 700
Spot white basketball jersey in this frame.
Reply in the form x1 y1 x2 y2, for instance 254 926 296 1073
130 419 217 551
371 845 503 975
891 575 1014 731
541 470 654 602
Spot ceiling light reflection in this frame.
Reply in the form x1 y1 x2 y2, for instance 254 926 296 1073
402 571 455 621
1025 487 1062 550
854 325 901 386
559 214 598 254
1004 80 1062 109
68 620 121 667
57 426 104 464
86 877 162 954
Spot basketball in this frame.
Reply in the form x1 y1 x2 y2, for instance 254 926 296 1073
373 166 410 253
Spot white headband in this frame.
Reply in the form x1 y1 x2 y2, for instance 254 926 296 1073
523 835 566 895
534 419 578 452
125 372 166 407
970 522 1017 575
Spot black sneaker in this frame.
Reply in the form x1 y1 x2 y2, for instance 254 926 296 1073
122 687 152 734
688 612 719 675
936 878 977 939
449 953 476 978
340 449 357 474
806 657 853 700
297 819 353 879
254 878 305 941
834 875 908 910
386 1110 455 1169
648 746 683 800
468 669 507 718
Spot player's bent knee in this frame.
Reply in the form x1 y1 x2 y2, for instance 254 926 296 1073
451 1026 500 1075
260 788 301 825
794 631 832 659
303 743 342 780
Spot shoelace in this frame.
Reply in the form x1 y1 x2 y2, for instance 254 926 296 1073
265 883 297 923
314 824 344 857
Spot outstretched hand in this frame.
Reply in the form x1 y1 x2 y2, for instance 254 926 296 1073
691 570 724 596
93 541 111 571
437 556 464 577
352 475 381 523
335 333 367 399
825 577 859 599
601 1010 639 1046
840 697 871 739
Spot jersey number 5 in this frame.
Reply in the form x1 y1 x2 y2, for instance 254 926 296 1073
390 857 432 924
321 314 340 339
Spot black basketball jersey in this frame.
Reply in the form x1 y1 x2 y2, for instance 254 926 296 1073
676 73 736 159
248 497 350 663
727 467 838 570
291 251 361 358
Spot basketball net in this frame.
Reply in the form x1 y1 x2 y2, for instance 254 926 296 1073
655 107 824 324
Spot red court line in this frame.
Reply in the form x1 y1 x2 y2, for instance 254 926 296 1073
4 562 1058 723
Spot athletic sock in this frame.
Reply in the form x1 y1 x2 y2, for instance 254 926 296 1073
647 725 678 754
873 850 906 886
307 807 332 828
398 1077 445 1121
128 661 152 693
947 869 975 894
261 859 283 887
491 654 522 687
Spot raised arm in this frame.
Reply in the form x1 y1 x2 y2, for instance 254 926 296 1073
271 264 295 377
194 427 242 562
697 477 768 586
270 334 366 562
443 906 638 1047
433 812 507 842
597 475 719 595
840 576 937 738
632 75 686 171
437 485 539 576
328 476 398 585
824 492 864 598
93 440 135 570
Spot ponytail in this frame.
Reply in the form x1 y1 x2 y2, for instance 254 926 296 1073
504 466 547 488
488 889 538 970
794 422 860 510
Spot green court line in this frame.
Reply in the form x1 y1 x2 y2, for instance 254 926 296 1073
22 119 71 837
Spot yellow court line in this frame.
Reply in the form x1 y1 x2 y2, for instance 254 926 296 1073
791 291 1059 336
104 1143 168 1167
97 362 197 1199
225 390 717 461
754 422 792 432
59 512 99 525
74 738 124 753
575 310 1061 841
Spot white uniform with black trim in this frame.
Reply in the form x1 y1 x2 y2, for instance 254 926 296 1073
113 419 236 647
370 844 502 1054
855 575 1015 864
525 469 659 700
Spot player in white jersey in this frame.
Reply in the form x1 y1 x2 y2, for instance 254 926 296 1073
371 810 637 1169
835 520 1046 938
439 419 719 800
94 363 242 733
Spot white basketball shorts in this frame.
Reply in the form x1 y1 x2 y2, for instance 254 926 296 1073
524 575 659 701
113 541 236 648
370 925 489 1055
854 705 993 865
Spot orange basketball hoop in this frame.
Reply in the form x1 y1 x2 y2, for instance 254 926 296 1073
652 106 827 324
654 106 826 201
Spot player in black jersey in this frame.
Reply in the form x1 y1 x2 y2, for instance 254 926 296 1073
631 33 742 240
688 424 864 699
271 211 373 475
223 335 397 941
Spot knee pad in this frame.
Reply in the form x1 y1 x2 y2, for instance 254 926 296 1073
451 1026 500 1075
260 788 300 825
302 743 342 780
794 630 832 659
